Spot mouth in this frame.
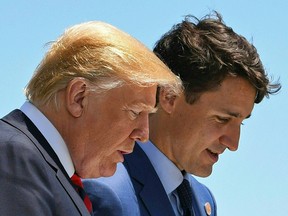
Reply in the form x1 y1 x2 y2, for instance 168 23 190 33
206 149 219 163
119 150 132 155
116 142 135 162
117 150 133 163
119 141 135 155
116 151 125 163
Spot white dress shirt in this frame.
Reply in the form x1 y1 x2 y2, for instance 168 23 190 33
20 101 75 177
139 140 190 216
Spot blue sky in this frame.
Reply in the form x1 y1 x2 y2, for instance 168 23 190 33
1 1 287 215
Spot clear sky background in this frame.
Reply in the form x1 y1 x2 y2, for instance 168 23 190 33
1 1 287 215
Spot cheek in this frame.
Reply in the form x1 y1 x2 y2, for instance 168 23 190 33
177 123 210 157
203 122 223 142
114 120 137 139
88 118 131 148
97 125 133 154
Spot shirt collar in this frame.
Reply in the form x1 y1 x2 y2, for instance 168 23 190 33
20 101 75 177
139 140 183 194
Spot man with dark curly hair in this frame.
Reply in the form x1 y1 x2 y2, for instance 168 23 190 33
84 12 281 216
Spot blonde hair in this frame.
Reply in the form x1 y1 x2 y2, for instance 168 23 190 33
25 21 182 107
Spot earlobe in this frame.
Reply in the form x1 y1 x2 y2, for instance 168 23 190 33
66 78 88 118
159 88 177 114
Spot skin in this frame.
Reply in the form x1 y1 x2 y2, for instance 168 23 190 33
41 78 157 178
149 76 257 177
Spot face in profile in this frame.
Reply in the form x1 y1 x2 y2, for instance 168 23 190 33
77 84 157 178
162 76 256 177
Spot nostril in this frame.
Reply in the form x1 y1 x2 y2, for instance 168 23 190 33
130 128 149 143
219 135 238 151
139 136 148 143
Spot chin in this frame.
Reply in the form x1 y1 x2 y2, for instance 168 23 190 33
189 167 213 178
199 168 213 177
100 165 117 177
197 172 212 178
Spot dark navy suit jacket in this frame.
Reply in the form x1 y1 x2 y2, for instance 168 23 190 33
84 143 217 216
0 110 90 215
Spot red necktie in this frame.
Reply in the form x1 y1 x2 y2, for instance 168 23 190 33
71 173 93 214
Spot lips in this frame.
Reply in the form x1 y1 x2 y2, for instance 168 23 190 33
119 141 135 155
206 149 219 163
117 150 133 163
117 142 135 162
119 150 131 155
117 151 125 162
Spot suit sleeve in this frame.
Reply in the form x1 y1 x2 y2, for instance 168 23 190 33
83 163 140 216
0 136 56 215
83 179 123 216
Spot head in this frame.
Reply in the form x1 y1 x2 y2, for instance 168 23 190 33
150 12 281 177
24 21 181 178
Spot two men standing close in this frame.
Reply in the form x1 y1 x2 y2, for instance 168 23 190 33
0 11 280 216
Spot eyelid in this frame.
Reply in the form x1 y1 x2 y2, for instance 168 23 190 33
123 110 138 120
125 104 157 113
216 116 230 123
130 110 140 116
130 107 157 116
216 115 247 126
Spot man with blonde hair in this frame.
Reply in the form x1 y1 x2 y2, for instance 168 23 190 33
0 21 181 215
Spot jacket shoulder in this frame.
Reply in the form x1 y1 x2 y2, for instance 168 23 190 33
189 175 217 216
83 163 140 216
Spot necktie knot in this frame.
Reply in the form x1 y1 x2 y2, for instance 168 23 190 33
71 173 93 214
176 179 194 216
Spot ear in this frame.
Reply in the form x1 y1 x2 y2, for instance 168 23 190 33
65 78 89 118
158 88 177 114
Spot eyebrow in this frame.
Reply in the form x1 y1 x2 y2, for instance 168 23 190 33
124 103 158 113
222 110 252 119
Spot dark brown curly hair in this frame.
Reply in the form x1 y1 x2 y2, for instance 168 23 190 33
153 11 281 104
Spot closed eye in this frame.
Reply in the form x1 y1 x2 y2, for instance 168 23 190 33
217 116 246 126
129 110 141 119
216 116 230 124
123 104 158 120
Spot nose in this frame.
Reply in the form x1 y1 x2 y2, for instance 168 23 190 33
219 125 240 151
129 114 149 142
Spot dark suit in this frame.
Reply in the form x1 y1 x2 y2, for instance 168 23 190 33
0 110 90 215
84 143 217 216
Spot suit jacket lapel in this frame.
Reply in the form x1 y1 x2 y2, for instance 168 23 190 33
124 143 175 216
189 175 216 216
1 109 89 215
